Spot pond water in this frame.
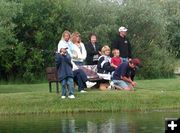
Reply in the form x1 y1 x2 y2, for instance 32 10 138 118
0 112 179 133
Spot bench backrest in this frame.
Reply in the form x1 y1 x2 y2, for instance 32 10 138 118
46 67 58 81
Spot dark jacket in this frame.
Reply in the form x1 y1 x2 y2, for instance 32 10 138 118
97 56 115 74
112 62 132 80
85 42 101 65
55 53 73 81
112 36 132 58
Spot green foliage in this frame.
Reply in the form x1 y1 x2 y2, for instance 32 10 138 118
163 0 180 57
0 0 179 82
114 0 176 78
64 0 117 44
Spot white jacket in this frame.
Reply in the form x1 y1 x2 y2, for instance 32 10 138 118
72 42 87 62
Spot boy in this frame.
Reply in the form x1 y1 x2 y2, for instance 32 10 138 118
55 44 75 99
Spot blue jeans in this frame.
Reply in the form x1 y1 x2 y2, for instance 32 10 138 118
73 69 88 91
122 57 128 63
61 77 74 96
113 80 130 88
74 61 84 66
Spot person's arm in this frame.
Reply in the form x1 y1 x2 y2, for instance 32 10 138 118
85 43 99 56
81 43 87 60
64 54 73 68
103 62 115 73
57 40 63 53
97 56 104 73
74 45 83 60
111 63 118 69
67 41 74 57
111 58 118 68
121 76 136 87
55 53 62 69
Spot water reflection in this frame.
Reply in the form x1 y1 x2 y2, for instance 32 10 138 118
0 112 179 133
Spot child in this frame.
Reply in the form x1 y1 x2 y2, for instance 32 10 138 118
55 44 75 99
111 49 122 69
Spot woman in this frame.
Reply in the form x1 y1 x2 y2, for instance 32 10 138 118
85 33 101 65
97 45 115 74
71 32 87 66
97 45 115 90
57 30 74 56
57 31 95 91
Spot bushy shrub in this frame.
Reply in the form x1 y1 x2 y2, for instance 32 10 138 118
0 0 179 82
112 0 175 78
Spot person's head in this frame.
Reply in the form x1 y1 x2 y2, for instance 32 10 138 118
71 32 81 44
60 48 67 54
89 33 97 44
129 58 141 69
119 26 128 38
61 30 71 42
59 44 68 54
101 45 111 56
112 49 120 57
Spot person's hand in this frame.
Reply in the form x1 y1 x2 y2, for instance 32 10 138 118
131 81 137 87
72 51 78 58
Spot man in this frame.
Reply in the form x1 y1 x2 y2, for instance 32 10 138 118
112 26 132 62
112 58 140 91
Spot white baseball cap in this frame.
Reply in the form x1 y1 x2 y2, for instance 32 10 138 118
119 26 128 32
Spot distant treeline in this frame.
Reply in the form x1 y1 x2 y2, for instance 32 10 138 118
0 0 179 82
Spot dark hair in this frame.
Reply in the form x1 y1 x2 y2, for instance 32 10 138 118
89 33 97 41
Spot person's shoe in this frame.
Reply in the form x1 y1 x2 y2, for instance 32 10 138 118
110 81 114 86
109 81 115 90
80 90 87 93
61 96 66 99
68 95 75 99
86 81 96 88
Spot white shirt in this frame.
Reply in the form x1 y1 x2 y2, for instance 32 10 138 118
57 40 74 57
72 42 87 62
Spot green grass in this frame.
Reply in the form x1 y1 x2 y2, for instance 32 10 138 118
0 77 180 115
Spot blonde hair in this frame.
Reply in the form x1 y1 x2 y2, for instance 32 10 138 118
71 31 81 44
61 30 71 40
101 45 111 55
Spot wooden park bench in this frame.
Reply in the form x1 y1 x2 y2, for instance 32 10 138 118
46 67 59 93
46 65 111 93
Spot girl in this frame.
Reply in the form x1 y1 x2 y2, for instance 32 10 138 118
57 30 74 57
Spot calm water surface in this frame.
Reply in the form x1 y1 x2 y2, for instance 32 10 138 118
0 112 179 133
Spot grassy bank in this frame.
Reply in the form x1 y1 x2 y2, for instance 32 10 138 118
0 77 180 115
